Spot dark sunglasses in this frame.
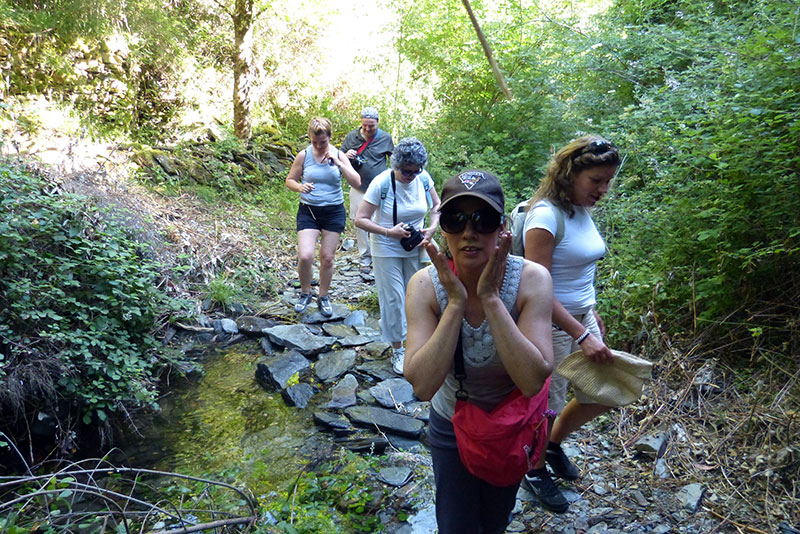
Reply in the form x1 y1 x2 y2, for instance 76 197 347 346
574 139 615 159
399 167 423 178
440 208 505 234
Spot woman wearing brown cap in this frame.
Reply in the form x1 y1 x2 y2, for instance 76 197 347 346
404 170 554 534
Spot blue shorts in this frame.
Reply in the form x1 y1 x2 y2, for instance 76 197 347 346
296 203 346 233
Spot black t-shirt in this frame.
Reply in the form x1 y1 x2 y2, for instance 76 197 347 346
340 128 394 192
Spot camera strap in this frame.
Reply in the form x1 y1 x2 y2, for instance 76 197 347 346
391 171 398 226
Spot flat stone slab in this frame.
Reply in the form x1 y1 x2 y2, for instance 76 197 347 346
327 373 359 409
299 302 350 324
263 324 336 355
315 349 357 382
356 360 396 381
236 315 276 334
344 405 425 439
255 350 310 389
369 378 415 409
378 466 413 487
322 323 358 338
282 383 315 408
313 411 354 431
334 435 389 455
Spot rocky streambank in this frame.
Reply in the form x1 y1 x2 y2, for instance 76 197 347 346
166 245 723 534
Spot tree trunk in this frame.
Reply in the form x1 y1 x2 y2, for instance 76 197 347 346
461 0 512 100
233 0 254 141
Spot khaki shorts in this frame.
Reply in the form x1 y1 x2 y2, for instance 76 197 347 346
548 310 603 412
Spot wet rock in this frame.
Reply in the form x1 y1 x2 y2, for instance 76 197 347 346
506 520 526 532
334 434 389 454
387 435 426 453
634 432 667 457
651 525 671 534
357 360 396 381
341 238 355 251
313 410 353 431
282 383 315 408
236 315 275 334
378 466 413 487
327 374 359 409
263 324 336 355
338 334 375 347
369 378 416 409
343 310 368 326
322 323 357 338
256 350 310 389
363 341 392 360
299 302 350 323
315 349 357 382
677 483 705 512
356 324 382 337
260 336 275 356
213 318 239 334
345 406 425 439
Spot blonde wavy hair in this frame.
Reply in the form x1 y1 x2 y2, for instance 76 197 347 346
530 135 621 217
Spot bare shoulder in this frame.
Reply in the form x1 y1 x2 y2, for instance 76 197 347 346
408 266 434 294
520 259 553 296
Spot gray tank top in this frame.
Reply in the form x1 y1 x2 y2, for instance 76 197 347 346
300 146 344 206
429 255 524 419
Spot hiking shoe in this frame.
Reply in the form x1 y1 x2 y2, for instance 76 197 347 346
318 295 333 317
391 347 405 375
524 469 569 513
294 292 313 313
546 443 580 481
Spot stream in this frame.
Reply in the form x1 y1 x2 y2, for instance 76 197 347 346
117 341 329 494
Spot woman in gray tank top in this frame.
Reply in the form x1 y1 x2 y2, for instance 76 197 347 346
285 117 360 316
404 170 554 534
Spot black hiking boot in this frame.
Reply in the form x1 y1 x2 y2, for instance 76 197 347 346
546 442 580 481
523 468 569 513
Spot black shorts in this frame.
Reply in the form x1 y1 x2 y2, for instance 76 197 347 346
296 203 346 233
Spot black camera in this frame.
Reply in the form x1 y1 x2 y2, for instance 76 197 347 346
400 223 424 251
351 154 366 170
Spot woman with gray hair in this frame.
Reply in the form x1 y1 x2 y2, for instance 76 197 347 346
355 137 441 374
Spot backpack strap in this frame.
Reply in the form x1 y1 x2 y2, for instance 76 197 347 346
380 171 434 209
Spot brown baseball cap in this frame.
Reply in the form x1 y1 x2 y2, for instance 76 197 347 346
439 170 505 215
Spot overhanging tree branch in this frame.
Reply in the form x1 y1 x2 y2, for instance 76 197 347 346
461 0 512 100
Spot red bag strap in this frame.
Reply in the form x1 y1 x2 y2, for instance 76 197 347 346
356 136 373 155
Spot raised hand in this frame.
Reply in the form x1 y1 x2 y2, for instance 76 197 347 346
425 241 467 306
476 230 511 301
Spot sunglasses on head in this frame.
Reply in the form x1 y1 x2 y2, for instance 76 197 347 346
440 208 505 234
574 139 615 159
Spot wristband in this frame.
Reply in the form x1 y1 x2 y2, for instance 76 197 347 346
575 330 591 345
384 228 388 237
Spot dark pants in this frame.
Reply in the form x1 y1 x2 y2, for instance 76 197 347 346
429 443 520 534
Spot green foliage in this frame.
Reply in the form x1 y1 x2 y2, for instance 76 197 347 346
395 0 800 365
0 160 191 443
258 450 386 534
593 0 800 355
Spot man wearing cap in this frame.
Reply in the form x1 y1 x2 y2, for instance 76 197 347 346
341 107 395 271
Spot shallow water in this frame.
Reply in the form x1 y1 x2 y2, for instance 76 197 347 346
118 342 326 492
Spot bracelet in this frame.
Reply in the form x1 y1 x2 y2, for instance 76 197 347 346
383 228 388 237
575 330 591 345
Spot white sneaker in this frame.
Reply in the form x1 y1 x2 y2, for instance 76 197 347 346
391 347 405 375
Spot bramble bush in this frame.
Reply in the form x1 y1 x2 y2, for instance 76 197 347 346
0 160 190 450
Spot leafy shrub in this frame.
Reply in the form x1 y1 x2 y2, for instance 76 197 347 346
0 160 189 449
258 450 386 534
